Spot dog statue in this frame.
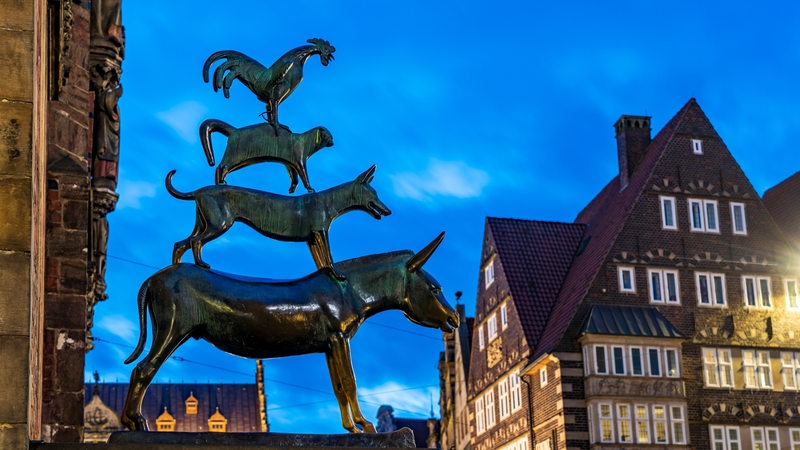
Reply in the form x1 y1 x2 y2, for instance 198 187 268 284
167 165 391 279
199 118 334 192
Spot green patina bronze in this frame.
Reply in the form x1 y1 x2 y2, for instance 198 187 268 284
121 234 458 433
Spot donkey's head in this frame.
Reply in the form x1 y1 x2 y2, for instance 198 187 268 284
353 165 392 219
402 233 459 333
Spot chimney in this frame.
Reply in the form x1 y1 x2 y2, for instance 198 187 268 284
614 115 651 188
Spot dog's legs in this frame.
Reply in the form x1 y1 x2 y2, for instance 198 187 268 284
297 162 314 193
215 165 228 185
308 231 345 280
190 205 232 269
286 166 299 194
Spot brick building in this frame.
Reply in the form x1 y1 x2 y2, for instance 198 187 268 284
459 99 800 450
438 303 474 450
763 171 800 249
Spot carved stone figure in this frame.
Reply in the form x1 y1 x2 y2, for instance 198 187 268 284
199 119 333 191
202 39 335 132
167 165 391 279
121 235 459 433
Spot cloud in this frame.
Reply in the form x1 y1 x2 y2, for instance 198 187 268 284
96 314 137 342
358 381 438 418
155 101 208 144
391 159 489 202
115 180 157 210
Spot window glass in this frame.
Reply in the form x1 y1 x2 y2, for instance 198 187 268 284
648 348 661 376
661 196 677 229
731 202 747 234
787 279 799 309
652 405 667 443
599 403 614 443
596 346 608 374
666 349 679 377
635 404 649 443
613 346 625 375
666 272 679 303
630 348 643 376
617 404 632 443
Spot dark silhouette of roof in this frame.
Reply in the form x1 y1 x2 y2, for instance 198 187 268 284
580 305 684 337
763 170 800 248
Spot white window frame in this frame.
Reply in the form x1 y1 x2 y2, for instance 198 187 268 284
689 198 720 233
500 303 508 329
647 347 662 377
484 260 495 288
583 346 590 376
618 266 636 293
475 397 485 435
498 377 510 419
710 425 741 450
629 347 644 376
660 196 678 230
743 350 773 389
534 440 550 450
652 404 668 444
790 428 800 450
752 426 781 450
616 403 633 443
509 371 522 412
487 314 498 342
782 352 800 391
730 202 747 235
648 268 680 304
595 345 608 375
539 367 548 387
743 275 772 308
696 271 727 307
598 402 614 443
634 404 649 443
484 389 496 428
612 345 626 375
665 348 680 378
787 279 800 310
478 326 485 350
668 404 686 444
703 347 734 388
692 138 703 154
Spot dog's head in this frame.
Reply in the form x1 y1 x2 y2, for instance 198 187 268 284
354 165 392 219
315 127 334 148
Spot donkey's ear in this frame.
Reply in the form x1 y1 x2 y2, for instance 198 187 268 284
356 164 377 184
407 232 445 272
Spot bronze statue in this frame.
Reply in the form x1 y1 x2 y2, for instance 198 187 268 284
202 38 335 132
199 118 333 191
167 165 391 279
121 234 458 433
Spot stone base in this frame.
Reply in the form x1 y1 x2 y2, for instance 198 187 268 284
105 428 416 448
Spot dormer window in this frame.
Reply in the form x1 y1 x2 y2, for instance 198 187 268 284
208 407 228 432
185 392 198 415
155 406 176 432
692 139 703 154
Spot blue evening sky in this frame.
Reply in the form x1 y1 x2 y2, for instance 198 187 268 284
86 1 800 433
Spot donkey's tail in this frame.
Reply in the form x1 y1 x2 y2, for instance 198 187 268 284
164 170 194 200
124 281 150 364
199 118 234 166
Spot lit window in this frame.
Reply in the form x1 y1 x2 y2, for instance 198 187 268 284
696 272 727 306
782 352 800 390
540 367 548 387
670 405 686 444
484 260 495 288
790 428 800 450
660 196 678 230
743 275 772 308
692 139 703 154
652 405 667 444
703 348 734 388
478 326 485 350
634 404 649 443
509 372 522 412
155 406 176 432
595 345 608 375
648 269 680 304
485 390 495 428
743 350 773 389
475 397 485 434
500 304 508 329
648 348 661 377
618 266 635 293
498 378 510 419
612 346 625 375
688 198 719 233
752 427 781 450
665 348 680 378
487 314 498 342
185 392 198 415
730 202 747 235
616 404 632 443
787 279 799 310
710 425 741 450
207 407 228 433
599 403 614 443
630 347 644 376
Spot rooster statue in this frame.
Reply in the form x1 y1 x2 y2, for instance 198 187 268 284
202 38 335 133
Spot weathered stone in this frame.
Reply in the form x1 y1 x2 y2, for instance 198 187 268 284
62 199 88 231
0 176 31 251
0 29 33 101
0 424 27 450
0 335 29 422
0 0 33 30
51 391 85 425
60 258 89 293
0 251 31 334
46 227 87 258
45 296 87 329
0 101 32 175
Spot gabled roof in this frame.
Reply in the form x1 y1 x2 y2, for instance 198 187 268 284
763 170 800 248
533 99 701 358
487 217 586 350
580 305 684 338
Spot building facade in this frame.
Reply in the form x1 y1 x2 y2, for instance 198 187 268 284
458 99 800 450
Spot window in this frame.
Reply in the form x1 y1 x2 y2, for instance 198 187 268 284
670 405 686 444
618 266 635 293
751 427 780 450
616 404 633 443
630 347 644 376
692 138 703 154
498 378 510 419
787 279 799 310
155 407 176 432
660 196 678 230
484 260 495 288
648 348 661 377
730 202 747 235
539 367 548 387
689 198 719 233
652 405 667 444
503 436 530 450
534 441 551 450
634 404 649 443
781 352 800 390
665 348 680 377
743 275 772 308
710 425 741 450
509 371 522 411
612 346 625 375
790 428 800 450
475 397 485 434
595 345 608 374
185 392 198 415
599 403 614 443
743 350 773 389
487 314 498 341
500 304 508 329
703 348 734 388
478 326 485 350
649 269 680 304
696 272 727 306
485 390 496 428
583 346 590 376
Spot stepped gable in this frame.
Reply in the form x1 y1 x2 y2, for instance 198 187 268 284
533 98 704 358
763 170 800 248
486 217 585 349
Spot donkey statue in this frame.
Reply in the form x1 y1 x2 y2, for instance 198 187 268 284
121 233 458 433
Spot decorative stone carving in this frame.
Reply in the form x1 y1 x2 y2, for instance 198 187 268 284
586 377 685 398
487 338 503 368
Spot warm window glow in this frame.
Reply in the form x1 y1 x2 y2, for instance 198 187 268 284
207 407 228 432
185 392 198 415
155 406 176 432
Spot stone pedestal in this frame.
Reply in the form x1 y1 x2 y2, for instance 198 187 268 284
106 429 416 448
